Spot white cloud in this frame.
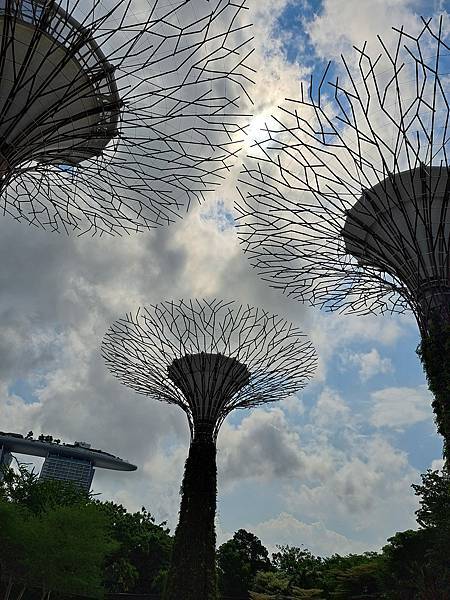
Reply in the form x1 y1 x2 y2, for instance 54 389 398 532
343 348 394 381
0 385 42 432
309 311 411 381
310 387 352 429
283 436 419 548
215 399 420 552
306 0 423 60
248 512 369 557
370 385 433 429
218 408 307 486
431 458 445 472
279 394 306 416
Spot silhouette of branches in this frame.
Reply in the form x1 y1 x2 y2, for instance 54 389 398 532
102 299 316 438
0 0 255 234
236 17 450 331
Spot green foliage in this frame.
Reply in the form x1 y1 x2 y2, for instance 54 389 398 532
3 459 450 599
272 546 323 588
384 527 450 598
0 465 172 597
250 570 324 599
27 503 118 598
96 501 172 594
164 439 218 600
291 591 324 599
0 497 116 599
217 529 271 598
0 465 109 598
319 553 381 597
0 500 33 593
412 469 450 529
417 319 450 459
252 570 292 595
250 592 324 600
380 471 450 599
329 560 385 599
268 546 384 598
0 462 90 513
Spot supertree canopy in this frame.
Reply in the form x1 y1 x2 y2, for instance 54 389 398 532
235 17 450 459
102 298 316 600
0 0 254 234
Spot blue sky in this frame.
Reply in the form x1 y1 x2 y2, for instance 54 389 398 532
1 0 448 558
275 1 322 64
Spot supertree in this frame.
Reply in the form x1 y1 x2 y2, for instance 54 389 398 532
0 0 254 235
102 298 316 600
235 17 450 458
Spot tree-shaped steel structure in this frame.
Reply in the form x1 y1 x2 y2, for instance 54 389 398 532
0 0 254 235
102 298 316 600
235 17 450 459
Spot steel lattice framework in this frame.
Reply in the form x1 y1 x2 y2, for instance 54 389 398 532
102 299 316 440
235 17 450 335
0 0 254 235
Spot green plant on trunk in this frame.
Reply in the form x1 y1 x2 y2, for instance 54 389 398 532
164 438 217 600
417 318 450 461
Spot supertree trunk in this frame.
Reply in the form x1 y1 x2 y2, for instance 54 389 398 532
164 435 218 600
102 300 317 597
418 315 450 465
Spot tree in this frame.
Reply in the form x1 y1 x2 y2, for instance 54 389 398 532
0 500 33 599
27 503 117 599
412 469 450 530
0 463 89 513
251 570 291 596
0 464 173 595
272 546 322 589
0 465 102 598
330 560 385 599
382 523 450 596
250 590 324 600
217 529 272 598
316 553 381 597
250 570 324 599
96 501 172 594
0 498 116 600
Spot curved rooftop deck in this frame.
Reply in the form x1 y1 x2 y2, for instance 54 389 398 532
0 432 136 471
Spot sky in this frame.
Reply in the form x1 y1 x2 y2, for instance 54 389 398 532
1 0 449 557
